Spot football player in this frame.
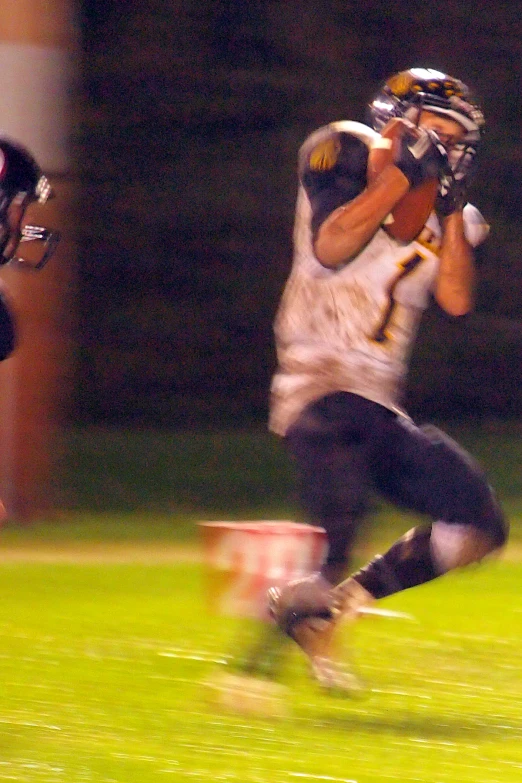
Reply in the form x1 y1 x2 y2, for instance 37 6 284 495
0 134 59 360
267 68 508 691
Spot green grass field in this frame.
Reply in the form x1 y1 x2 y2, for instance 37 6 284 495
1 424 522 782
1 558 521 782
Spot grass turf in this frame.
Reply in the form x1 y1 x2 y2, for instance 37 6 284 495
0 555 521 782
1 423 521 781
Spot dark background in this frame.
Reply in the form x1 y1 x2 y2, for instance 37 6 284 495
74 0 522 428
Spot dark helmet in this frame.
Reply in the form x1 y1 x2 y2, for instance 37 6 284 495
0 137 43 201
368 68 485 180
0 135 59 268
368 68 485 139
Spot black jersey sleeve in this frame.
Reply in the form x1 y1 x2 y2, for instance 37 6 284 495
300 130 369 239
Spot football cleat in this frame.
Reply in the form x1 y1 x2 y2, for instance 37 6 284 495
310 655 365 695
267 573 341 636
267 575 364 694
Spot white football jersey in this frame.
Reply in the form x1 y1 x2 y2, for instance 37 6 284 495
269 122 489 436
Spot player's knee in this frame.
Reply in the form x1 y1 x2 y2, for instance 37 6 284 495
430 516 506 573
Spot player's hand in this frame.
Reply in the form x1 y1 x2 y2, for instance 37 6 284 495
435 174 467 218
393 123 448 189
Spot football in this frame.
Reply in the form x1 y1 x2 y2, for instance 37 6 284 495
367 118 439 242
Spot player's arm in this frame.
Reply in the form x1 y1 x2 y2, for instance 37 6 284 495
314 166 409 267
432 177 489 316
312 121 447 268
435 211 475 316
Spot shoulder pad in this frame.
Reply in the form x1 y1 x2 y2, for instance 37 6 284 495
308 135 341 172
298 121 377 177
329 121 380 148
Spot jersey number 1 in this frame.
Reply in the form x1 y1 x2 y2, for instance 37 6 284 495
372 252 425 343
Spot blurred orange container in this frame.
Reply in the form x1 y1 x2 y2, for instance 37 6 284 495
199 521 326 620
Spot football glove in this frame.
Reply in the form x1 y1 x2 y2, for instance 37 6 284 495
394 126 448 189
435 174 467 217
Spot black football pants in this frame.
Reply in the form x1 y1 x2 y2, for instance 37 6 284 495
285 392 507 579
